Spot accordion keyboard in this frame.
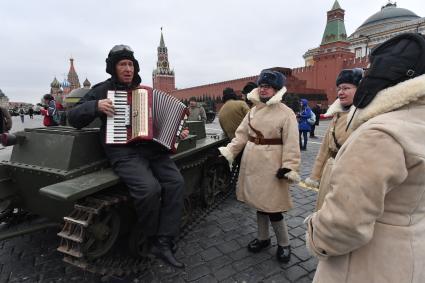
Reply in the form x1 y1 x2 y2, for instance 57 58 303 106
106 90 130 144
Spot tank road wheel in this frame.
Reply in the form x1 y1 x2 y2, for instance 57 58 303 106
201 164 219 207
180 197 192 228
83 208 121 259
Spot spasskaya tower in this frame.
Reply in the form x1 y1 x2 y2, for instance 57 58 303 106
152 28 175 93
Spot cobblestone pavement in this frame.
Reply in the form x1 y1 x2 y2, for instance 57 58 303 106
0 120 330 283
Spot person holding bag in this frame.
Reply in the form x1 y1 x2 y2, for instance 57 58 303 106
298 99 312 151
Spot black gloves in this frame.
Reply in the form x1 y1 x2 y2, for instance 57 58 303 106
276 168 291 179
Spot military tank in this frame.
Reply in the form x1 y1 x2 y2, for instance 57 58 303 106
0 120 231 274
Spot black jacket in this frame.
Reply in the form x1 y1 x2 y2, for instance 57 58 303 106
312 105 321 126
67 79 167 163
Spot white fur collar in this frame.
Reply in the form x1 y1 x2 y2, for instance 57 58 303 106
247 87 287 106
324 99 350 117
348 74 425 130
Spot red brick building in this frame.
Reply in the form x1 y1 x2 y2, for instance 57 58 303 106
292 1 368 103
292 0 425 103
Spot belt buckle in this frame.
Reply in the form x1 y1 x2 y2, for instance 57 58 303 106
254 137 260 144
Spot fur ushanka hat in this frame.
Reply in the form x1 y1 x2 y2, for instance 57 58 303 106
336 68 364 87
257 70 286 90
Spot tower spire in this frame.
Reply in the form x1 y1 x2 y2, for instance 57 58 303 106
160 27 165 48
67 57 81 90
331 0 341 10
153 28 175 93
321 0 347 45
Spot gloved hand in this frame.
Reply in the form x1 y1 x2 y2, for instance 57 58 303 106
218 147 233 170
276 168 301 183
216 154 228 164
304 177 320 189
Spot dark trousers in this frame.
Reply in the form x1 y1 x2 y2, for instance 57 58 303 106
299 131 308 150
111 151 185 237
310 125 316 137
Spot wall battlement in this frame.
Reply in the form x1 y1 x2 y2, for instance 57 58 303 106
292 66 315 74
343 56 369 69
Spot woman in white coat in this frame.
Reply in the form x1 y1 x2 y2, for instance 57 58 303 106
305 68 363 210
219 70 301 263
305 33 425 283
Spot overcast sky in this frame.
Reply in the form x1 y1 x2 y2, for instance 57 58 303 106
1 0 424 104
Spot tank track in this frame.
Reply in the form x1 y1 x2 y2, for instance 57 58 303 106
56 192 136 274
56 172 236 278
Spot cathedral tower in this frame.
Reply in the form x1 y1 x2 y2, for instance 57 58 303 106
67 57 81 90
152 28 175 93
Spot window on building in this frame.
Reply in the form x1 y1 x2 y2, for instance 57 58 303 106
355 47 362 58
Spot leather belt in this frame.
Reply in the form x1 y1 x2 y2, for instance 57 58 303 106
248 135 282 145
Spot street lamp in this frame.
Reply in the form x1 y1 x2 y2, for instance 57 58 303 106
359 34 371 57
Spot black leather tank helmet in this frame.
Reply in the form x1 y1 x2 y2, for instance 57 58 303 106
353 33 425 108
105 44 141 86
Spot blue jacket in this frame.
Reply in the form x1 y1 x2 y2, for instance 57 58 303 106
298 99 312 131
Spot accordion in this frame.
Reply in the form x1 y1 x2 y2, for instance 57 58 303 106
106 87 188 151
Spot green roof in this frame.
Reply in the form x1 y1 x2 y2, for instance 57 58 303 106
321 0 347 45
331 0 341 10
321 20 347 44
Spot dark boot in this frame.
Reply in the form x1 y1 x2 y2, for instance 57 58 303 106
150 237 177 253
171 238 178 254
276 245 291 263
151 236 184 268
247 238 271 253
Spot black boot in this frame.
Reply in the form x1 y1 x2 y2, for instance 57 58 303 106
171 238 178 254
151 236 184 268
276 245 291 263
247 238 271 253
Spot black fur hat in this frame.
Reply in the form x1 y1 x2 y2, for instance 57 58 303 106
241 82 257 94
336 68 364 87
354 33 425 108
222 87 237 102
43 94 54 101
257 70 286 90
106 45 141 86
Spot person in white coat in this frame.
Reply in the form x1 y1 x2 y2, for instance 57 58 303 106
219 70 301 263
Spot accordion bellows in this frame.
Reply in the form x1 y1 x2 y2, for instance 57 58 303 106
106 87 188 151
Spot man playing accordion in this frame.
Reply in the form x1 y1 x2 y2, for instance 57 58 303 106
68 45 188 268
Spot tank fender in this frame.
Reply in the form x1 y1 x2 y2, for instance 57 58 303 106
39 169 120 201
